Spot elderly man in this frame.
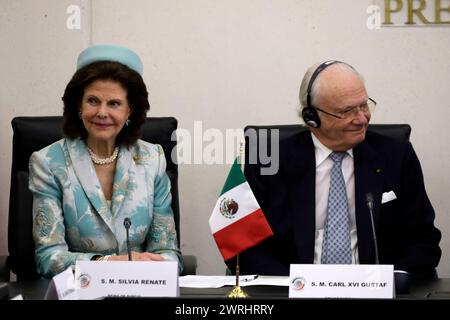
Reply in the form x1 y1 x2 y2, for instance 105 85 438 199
227 61 441 282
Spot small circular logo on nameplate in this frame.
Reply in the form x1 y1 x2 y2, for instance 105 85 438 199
291 277 306 291
78 274 91 288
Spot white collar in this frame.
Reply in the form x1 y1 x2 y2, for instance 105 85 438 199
311 132 353 168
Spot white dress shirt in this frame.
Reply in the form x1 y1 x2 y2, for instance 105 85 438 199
311 133 359 264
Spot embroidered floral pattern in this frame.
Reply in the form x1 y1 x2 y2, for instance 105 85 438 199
29 138 182 278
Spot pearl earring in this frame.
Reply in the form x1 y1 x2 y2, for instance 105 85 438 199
126 119 130 126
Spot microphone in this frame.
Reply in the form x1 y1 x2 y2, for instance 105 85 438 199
366 193 412 294
123 217 132 261
366 192 379 264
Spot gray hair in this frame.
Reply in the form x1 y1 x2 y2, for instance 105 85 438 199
297 62 364 118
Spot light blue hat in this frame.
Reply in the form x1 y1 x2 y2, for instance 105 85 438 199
76 44 144 76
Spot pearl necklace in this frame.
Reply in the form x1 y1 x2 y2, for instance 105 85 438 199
87 147 119 165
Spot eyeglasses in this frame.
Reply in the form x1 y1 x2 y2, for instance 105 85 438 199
313 98 377 120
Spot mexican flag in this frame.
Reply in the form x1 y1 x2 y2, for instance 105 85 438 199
209 159 273 261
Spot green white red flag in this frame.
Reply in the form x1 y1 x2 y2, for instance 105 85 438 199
209 159 273 261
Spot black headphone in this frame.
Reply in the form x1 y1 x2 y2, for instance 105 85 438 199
302 60 342 128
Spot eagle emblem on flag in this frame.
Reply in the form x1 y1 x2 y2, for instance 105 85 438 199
219 198 239 218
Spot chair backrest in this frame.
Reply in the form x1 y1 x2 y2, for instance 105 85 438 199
243 124 411 166
8 116 180 281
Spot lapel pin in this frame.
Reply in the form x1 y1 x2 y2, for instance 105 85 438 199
375 168 382 174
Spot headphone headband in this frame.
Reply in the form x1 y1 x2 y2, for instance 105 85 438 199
302 60 344 128
306 60 342 108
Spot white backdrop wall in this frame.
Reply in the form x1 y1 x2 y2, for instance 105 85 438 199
1 0 449 277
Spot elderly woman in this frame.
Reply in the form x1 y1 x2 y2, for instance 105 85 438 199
29 44 182 278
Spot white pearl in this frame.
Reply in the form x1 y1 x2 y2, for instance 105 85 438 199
87 147 119 165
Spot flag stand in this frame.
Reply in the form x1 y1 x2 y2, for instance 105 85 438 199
226 141 249 298
227 255 249 298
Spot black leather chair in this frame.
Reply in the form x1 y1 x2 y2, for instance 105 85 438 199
244 124 411 166
224 124 412 276
242 123 424 292
244 123 411 143
3 116 196 281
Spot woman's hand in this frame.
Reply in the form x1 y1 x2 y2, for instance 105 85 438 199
108 251 166 261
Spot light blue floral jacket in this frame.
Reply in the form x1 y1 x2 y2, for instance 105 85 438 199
29 138 182 278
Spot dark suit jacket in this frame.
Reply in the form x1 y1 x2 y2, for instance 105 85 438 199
227 130 441 279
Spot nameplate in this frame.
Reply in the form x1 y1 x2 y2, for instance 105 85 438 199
44 267 79 300
289 264 394 299
74 261 179 300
